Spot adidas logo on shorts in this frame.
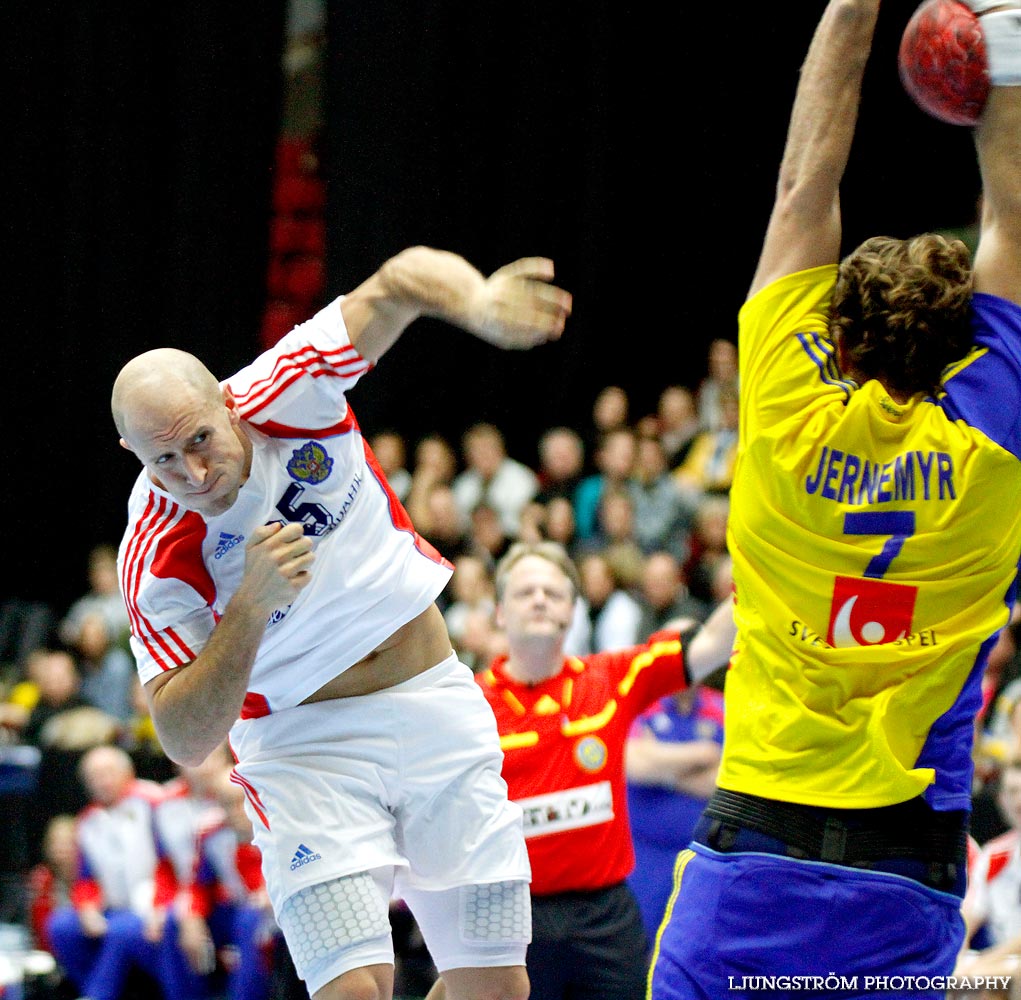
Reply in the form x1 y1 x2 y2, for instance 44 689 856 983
290 843 322 871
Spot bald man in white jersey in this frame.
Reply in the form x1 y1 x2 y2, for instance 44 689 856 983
111 247 572 1000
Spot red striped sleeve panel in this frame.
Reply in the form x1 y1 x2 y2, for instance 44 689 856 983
120 491 216 675
229 328 372 436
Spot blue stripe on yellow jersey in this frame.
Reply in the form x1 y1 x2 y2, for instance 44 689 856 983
721 265 1021 811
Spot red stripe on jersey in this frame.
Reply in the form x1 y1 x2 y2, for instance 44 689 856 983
230 771 270 831
236 367 306 417
142 630 190 671
150 510 216 606
362 437 452 570
232 343 358 406
123 495 186 671
232 344 369 417
123 497 206 670
246 409 358 440
121 491 161 641
240 692 272 719
163 627 196 661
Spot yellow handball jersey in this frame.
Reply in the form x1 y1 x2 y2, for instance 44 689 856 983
721 265 1021 811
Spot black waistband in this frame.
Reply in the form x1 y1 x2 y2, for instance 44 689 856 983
700 788 967 879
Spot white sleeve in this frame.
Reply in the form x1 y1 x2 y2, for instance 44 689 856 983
228 297 374 434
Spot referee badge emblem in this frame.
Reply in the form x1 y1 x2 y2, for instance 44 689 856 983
574 735 608 773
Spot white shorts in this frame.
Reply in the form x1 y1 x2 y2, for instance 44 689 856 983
228 653 530 980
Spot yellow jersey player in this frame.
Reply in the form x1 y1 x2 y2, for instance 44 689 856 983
650 1 1021 998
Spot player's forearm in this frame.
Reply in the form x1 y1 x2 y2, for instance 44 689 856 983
776 1 880 212
973 86 1021 303
379 246 487 323
342 246 486 362
749 1 881 295
686 597 736 684
147 594 269 766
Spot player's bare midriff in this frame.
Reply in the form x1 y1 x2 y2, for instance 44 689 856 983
300 602 454 704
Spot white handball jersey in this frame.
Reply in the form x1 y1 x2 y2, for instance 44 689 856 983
118 297 453 720
76 781 163 912
967 829 1021 947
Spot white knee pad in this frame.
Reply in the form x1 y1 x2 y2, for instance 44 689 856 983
276 870 394 993
401 879 531 973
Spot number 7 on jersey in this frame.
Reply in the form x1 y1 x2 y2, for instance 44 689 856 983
826 511 918 648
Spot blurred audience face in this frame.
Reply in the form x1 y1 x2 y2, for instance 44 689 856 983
76 614 113 660
695 498 730 553
88 547 121 597
544 498 576 547
598 490 635 542
642 553 683 611
711 555 734 604
80 745 135 807
33 651 81 706
460 606 508 664
708 339 738 382
450 555 494 605
517 502 546 543
592 386 629 433
463 424 506 479
539 428 584 483
414 435 457 483
426 485 467 541
597 429 637 481
370 431 407 477
635 414 660 439
471 504 507 557
635 436 669 481
719 389 740 431
998 763 1021 830
658 386 697 433
579 554 615 608
43 815 78 881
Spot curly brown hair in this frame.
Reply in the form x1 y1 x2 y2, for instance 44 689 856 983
830 234 974 396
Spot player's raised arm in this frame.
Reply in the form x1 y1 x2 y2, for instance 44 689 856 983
338 246 573 364
748 0 882 299
967 3 1021 305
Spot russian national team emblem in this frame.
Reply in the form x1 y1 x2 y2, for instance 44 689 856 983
287 441 334 484
826 576 918 648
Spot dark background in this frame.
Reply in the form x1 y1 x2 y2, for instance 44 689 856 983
5 1 982 614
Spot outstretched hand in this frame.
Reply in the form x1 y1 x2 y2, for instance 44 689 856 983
467 257 573 350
